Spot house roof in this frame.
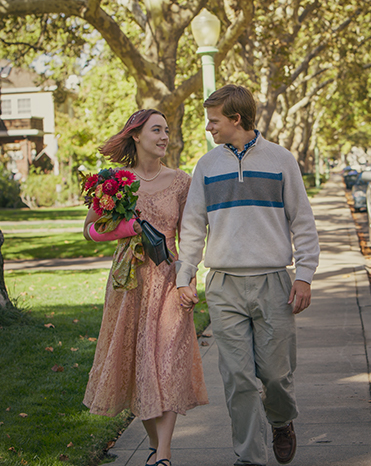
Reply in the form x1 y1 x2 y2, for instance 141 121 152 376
0 59 55 91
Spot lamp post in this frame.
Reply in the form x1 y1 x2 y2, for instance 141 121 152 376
191 9 220 151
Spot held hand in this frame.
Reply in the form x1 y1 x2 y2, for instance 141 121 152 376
178 283 199 312
288 280 311 314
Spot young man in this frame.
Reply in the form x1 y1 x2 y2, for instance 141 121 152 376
176 85 320 466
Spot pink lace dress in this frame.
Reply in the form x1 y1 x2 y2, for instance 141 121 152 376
83 169 209 420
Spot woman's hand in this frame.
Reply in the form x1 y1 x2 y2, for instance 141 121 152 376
178 280 198 312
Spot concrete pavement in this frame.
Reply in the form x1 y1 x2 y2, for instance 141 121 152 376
109 173 371 466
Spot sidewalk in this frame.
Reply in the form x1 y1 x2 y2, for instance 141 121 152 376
109 173 371 466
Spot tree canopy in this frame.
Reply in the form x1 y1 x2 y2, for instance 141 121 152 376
0 0 370 170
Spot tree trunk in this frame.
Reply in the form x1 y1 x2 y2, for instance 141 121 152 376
0 230 13 309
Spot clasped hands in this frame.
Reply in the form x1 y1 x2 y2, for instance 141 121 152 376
178 278 198 312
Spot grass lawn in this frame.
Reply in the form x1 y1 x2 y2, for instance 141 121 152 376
0 206 86 222
1 268 210 466
2 232 116 261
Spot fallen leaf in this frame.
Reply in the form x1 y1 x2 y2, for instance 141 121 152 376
59 454 69 461
88 337 97 342
67 442 74 448
0 422 4 426
19 413 28 418
51 365 64 372
73 363 79 368
201 333 212 338
45 347 54 352
70 348 79 352
72 319 79 323
201 341 209 346
199 309 205 313
45 312 55 318
98 254 104 257
64 240 70 244
8 447 16 452
21 459 28 465
105 440 115 450
44 323 55 329
6 434 10 438
58 413 65 416
58 341 62 346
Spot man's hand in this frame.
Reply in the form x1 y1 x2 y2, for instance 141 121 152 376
288 280 311 314
178 281 199 311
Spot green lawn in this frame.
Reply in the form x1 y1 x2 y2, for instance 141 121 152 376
1 268 210 466
1 269 129 466
0 206 86 222
2 232 116 261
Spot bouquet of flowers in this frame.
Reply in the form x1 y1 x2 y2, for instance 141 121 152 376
80 168 140 231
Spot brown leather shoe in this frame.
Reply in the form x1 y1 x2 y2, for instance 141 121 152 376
272 421 296 464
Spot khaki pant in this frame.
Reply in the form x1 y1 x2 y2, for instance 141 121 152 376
205 270 298 466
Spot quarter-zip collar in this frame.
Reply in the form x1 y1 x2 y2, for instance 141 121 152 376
224 131 261 181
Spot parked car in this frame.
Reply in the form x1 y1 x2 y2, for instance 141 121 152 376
344 170 359 189
351 173 368 211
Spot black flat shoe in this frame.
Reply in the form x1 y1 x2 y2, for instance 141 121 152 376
145 447 157 466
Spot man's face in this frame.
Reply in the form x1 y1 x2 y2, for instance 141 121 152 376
206 105 237 145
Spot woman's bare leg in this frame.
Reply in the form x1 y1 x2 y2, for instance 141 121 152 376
155 411 177 463
142 419 158 465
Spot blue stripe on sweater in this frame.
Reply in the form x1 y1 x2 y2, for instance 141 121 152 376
204 171 282 185
207 199 284 212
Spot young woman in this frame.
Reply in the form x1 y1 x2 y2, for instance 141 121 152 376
82 109 208 466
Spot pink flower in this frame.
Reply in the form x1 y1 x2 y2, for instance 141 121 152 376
116 192 123 200
102 179 119 196
93 197 103 216
95 184 103 198
99 194 115 211
84 174 98 191
115 170 136 186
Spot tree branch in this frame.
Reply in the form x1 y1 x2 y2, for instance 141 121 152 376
117 0 146 30
287 78 334 115
275 7 363 98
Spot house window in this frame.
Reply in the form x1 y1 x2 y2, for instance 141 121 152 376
18 98 31 114
1 99 11 115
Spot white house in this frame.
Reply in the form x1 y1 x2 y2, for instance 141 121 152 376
0 60 59 180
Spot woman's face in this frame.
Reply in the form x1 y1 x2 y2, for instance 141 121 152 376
134 114 169 158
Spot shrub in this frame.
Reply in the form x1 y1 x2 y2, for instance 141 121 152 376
0 170 26 208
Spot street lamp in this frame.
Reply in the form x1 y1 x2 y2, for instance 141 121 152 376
191 9 220 151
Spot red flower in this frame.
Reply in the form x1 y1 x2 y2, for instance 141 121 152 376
99 194 115 211
84 174 99 191
102 179 119 196
93 197 104 216
115 170 136 186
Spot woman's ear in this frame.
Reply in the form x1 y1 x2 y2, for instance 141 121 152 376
133 134 140 143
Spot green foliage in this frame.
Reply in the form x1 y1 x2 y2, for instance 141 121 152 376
20 168 80 208
0 171 26 209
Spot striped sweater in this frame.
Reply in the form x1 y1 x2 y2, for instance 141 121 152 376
176 134 320 287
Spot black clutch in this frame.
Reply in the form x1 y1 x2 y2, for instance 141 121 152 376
136 218 173 266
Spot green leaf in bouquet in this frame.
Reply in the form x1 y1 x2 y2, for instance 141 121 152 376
98 168 111 179
115 203 126 214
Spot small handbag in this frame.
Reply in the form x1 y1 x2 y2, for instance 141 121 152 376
136 218 173 266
